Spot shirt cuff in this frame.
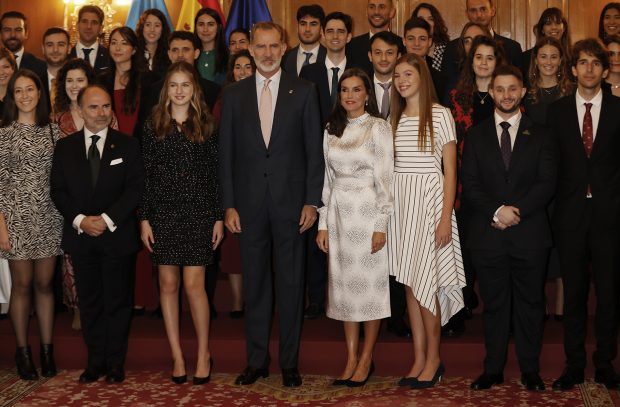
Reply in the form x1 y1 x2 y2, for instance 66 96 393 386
493 205 505 223
73 214 86 234
101 213 117 232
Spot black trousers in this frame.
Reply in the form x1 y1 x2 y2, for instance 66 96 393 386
73 248 134 371
239 192 306 370
555 201 620 371
305 222 327 307
472 247 548 375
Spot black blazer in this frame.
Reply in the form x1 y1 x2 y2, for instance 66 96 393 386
70 45 110 73
299 59 353 126
282 44 327 76
547 92 620 231
219 72 324 221
20 52 47 85
461 114 557 250
346 32 404 77
50 128 144 256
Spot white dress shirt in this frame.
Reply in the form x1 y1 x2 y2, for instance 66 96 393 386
296 43 320 75
13 47 24 68
494 110 521 149
576 88 603 142
325 56 347 95
72 126 116 234
255 69 281 118
373 75 392 114
76 41 100 66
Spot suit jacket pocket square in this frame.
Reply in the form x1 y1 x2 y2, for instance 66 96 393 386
110 158 123 166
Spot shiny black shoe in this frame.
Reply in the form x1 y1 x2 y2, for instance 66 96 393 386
40 344 57 377
387 318 412 338
282 367 302 387
235 366 269 385
332 377 352 386
552 368 584 391
347 362 374 387
521 372 545 391
397 376 418 386
595 367 620 389
171 374 187 384
193 359 213 385
303 303 324 320
105 367 125 384
79 368 103 383
15 346 38 381
411 362 444 389
470 372 504 390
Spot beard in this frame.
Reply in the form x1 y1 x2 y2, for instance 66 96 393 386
255 56 282 74
495 97 522 114
4 38 22 52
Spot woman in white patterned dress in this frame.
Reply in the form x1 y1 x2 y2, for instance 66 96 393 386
317 68 394 387
388 54 465 389
0 69 63 380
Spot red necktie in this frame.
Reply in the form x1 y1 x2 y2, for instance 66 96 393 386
583 103 593 196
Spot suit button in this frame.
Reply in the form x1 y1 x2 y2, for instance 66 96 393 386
266 153 270 158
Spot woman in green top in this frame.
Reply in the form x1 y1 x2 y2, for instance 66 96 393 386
194 8 228 85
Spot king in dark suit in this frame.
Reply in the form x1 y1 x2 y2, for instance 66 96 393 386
462 65 556 392
548 38 620 391
50 84 144 384
220 22 323 388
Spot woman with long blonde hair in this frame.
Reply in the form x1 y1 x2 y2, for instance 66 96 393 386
139 61 223 385
388 54 465 389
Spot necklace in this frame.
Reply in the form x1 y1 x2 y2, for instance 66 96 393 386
477 91 489 105
540 85 558 95
610 82 620 89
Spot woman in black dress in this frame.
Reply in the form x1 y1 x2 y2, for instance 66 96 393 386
139 61 223 385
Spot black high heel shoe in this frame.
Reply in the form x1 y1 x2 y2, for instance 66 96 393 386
171 359 187 384
40 344 57 377
332 376 352 386
346 362 374 387
410 362 444 389
193 358 213 385
15 346 38 380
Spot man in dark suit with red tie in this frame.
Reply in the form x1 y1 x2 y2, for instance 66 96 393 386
462 65 556 391
548 38 620 391
220 22 323 388
50 84 144 384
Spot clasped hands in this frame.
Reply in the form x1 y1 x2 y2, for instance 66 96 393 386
224 205 318 234
80 215 107 237
492 205 520 230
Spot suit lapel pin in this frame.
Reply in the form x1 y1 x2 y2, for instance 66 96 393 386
289 89 294 94
522 130 530 136
111 144 115 149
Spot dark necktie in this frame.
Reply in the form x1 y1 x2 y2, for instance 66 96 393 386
82 48 93 66
500 121 511 170
583 102 593 196
88 135 100 187
379 82 391 119
330 67 340 107
302 52 312 67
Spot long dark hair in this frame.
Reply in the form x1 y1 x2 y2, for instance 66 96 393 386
108 26 145 114
455 22 491 74
194 8 229 74
599 2 620 40
54 58 95 113
527 37 573 104
151 61 215 143
533 8 571 56
136 9 171 74
224 49 255 85
412 2 450 45
1 69 49 127
326 68 380 138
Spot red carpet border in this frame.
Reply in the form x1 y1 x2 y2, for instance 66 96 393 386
1 369 618 406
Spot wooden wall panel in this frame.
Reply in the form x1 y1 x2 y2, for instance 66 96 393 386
0 0 611 58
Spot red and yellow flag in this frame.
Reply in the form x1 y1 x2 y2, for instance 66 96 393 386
176 0 226 32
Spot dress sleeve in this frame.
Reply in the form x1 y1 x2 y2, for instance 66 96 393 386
0 129 9 216
317 129 333 231
138 120 155 221
438 105 457 146
372 119 395 233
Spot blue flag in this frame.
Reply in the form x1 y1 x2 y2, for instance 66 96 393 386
224 0 272 42
125 0 173 31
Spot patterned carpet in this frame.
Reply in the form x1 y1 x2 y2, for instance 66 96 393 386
1 369 619 406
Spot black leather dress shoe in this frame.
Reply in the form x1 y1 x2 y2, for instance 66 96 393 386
282 368 302 387
387 318 412 338
595 367 620 389
79 368 103 383
235 366 269 385
521 372 545 391
303 303 324 320
105 367 125 383
470 372 504 390
552 368 584 391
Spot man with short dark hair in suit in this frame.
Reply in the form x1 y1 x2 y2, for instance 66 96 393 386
462 65 556 391
347 0 401 76
68 5 110 73
441 0 522 85
282 4 327 76
50 84 144 384
220 22 323 388
549 38 620 391
41 27 71 113
0 11 47 85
